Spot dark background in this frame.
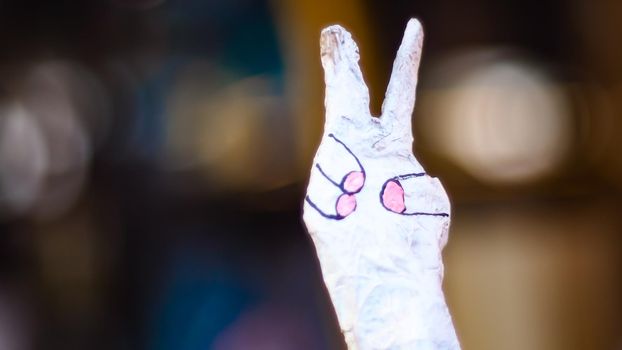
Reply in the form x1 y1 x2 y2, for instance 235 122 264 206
0 1 620 349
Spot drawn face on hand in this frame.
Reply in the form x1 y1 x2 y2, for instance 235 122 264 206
304 20 451 247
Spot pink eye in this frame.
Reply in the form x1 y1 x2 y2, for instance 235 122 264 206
381 180 405 213
342 171 365 194
336 194 357 217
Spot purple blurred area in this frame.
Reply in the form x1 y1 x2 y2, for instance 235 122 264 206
0 1 621 349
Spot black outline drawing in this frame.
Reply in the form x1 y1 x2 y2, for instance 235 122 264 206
306 134 449 220
380 172 450 217
305 133 366 220
315 134 366 194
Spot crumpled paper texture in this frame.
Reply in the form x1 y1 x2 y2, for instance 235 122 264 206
303 19 461 350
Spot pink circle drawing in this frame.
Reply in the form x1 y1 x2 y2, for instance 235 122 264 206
381 180 406 213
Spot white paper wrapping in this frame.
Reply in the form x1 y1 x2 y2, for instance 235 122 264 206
303 19 461 350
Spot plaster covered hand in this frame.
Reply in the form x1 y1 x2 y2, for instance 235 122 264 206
303 19 461 349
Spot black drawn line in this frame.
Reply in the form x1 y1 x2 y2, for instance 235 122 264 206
401 211 449 217
306 132 366 220
391 172 426 181
305 195 345 220
328 133 364 172
379 174 449 217
316 164 341 188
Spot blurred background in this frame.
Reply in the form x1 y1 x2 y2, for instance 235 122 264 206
0 0 621 349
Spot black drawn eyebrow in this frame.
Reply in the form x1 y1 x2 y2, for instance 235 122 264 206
380 173 449 218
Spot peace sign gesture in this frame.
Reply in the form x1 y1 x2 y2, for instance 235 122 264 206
303 19 460 349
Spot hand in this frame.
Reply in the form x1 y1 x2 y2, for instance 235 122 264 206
303 19 460 349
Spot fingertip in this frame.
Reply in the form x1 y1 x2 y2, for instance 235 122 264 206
319 23 371 122
320 25 342 56
406 18 423 35
320 24 360 68
380 18 425 133
402 18 424 53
